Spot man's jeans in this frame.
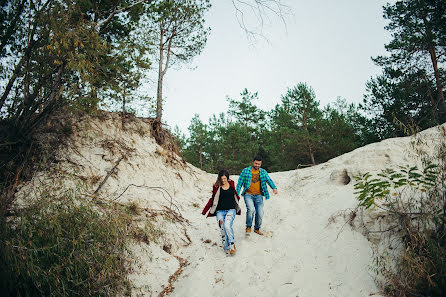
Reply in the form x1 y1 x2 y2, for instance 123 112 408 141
244 193 264 230
216 209 236 251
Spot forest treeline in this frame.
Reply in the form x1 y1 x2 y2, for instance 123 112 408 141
0 0 444 184
176 86 373 173
177 0 446 174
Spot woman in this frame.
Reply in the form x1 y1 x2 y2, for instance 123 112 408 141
202 169 241 255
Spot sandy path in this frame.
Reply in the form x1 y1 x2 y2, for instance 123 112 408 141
170 169 381 297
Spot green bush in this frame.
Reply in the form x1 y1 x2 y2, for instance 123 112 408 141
354 138 446 296
0 190 134 297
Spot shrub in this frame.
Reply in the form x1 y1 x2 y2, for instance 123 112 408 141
354 128 446 296
0 189 133 297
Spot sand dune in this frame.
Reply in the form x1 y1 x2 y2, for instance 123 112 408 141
17 113 444 297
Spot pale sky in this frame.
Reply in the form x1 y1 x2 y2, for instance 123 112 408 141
158 0 392 133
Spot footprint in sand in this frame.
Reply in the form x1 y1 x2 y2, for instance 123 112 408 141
245 230 274 237
263 231 273 237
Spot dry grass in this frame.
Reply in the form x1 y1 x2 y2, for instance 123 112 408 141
0 189 134 296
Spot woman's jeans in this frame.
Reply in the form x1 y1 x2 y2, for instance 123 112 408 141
244 193 264 230
215 209 236 251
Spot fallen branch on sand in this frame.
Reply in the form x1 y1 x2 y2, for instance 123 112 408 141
113 184 184 218
93 155 124 195
158 256 188 297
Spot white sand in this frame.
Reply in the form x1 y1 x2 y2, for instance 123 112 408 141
17 113 445 297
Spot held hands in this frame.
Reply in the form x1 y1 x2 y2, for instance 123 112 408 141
273 189 278 195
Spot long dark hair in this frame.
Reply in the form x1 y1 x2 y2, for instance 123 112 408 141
214 169 229 187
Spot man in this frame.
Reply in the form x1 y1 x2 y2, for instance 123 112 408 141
236 155 278 235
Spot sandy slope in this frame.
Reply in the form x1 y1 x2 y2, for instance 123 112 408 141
16 113 445 297
169 125 444 297
171 164 378 297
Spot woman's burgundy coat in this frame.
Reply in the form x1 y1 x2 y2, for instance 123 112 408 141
202 179 241 217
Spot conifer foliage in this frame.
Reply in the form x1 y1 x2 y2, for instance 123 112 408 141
179 85 370 173
362 0 446 139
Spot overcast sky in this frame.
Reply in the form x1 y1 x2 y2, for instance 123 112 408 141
157 0 392 133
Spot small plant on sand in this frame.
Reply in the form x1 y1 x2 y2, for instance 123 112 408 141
126 200 142 215
353 127 446 296
131 219 164 245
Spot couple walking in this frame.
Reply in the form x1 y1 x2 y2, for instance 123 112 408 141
202 155 278 255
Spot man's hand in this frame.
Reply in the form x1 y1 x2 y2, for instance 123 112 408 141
273 189 278 195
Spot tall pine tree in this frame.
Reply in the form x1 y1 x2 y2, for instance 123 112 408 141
363 0 446 138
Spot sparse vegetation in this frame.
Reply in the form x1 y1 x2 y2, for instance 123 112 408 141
126 200 142 216
353 127 446 297
131 219 164 246
0 166 169 297
0 188 134 297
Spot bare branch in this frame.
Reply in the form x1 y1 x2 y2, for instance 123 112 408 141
231 0 291 43
95 0 151 31
93 155 124 195
113 184 184 218
162 28 176 77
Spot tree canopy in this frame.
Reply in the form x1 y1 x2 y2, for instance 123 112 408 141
178 85 370 173
362 0 446 139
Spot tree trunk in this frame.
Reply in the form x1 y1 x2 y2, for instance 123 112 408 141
122 85 126 129
427 45 446 122
307 138 315 165
302 114 316 165
22 63 66 137
156 24 175 123
281 136 285 155
0 0 26 53
156 28 164 122
199 143 202 169
421 71 436 106
0 33 39 110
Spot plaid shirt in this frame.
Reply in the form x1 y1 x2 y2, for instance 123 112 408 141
236 166 277 200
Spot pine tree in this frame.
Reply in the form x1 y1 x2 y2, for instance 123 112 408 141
146 0 210 123
281 83 323 165
184 114 208 169
365 0 446 132
227 88 266 127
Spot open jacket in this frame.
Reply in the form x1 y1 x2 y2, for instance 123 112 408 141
236 166 277 200
202 179 241 218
